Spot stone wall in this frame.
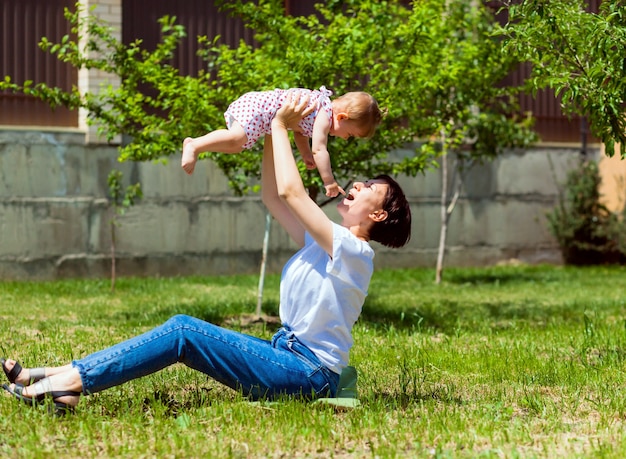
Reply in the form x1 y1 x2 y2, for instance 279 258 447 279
0 128 589 280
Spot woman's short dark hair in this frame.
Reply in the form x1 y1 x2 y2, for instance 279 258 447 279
369 174 411 248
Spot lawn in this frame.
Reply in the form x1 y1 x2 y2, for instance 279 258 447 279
1 264 625 458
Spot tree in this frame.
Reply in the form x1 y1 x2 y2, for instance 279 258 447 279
499 0 626 157
546 158 626 265
379 0 537 282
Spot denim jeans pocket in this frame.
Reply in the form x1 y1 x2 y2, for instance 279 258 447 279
287 338 336 398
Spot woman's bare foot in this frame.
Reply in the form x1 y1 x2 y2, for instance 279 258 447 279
181 137 197 175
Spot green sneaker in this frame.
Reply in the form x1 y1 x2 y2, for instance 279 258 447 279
336 365 358 399
313 366 361 409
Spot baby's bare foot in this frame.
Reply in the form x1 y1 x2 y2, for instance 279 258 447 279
181 138 197 175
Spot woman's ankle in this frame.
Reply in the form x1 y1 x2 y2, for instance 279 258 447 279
45 364 74 377
23 370 83 398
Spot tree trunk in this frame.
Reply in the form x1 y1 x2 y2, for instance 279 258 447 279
436 149 463 284
111 220 117 293
435 148 448 284
256 212 272 318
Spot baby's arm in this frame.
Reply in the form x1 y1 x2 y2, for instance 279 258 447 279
293 132 316 170
311 115 344 197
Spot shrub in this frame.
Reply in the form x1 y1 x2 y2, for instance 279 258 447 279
547 159 626 265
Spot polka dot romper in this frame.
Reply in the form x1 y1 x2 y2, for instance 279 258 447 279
224 86 334 149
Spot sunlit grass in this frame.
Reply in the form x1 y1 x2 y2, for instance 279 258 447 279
1 265 626 457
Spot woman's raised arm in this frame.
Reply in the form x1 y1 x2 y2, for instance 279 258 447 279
261 92 334 255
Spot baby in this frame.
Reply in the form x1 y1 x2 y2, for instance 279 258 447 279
181 86 384 197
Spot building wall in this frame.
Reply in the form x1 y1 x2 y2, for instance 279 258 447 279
0 128 588 280
599 144 626 213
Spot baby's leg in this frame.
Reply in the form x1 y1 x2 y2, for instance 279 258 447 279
181 123 247 175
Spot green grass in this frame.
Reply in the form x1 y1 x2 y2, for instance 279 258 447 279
1 265 626 458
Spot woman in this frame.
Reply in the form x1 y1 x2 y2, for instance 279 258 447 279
2 92 411 413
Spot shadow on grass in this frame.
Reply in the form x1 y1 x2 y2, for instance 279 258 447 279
375 265 565 287
109 299 281 330
141 388 216 417
360 297 588 334
136 388 463 414
444 271 546 286
104 265 600 337
109 294 588 338
365 390 465 410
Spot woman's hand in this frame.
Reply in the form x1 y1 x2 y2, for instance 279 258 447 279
274 90 316 130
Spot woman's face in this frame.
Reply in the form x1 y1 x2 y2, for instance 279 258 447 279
337 178 388 227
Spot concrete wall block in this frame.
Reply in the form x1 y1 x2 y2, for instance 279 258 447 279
187 199 268 252
373 244 562 271
404 203 442 250
111 202 193 253
0 143 69 197
448 199 556 247
394 169 442 199
138 158 233 199
0 130 83 146
462 162 498 198
62 145 113 196
224 200 271 251
372 247 437 269
108 198 267 254
495 148 580 195
266 219 298 253
0 199 96 257
0 143 28 197
0 258 60 281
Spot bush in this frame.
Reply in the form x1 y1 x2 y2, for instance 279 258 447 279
547 159 626 265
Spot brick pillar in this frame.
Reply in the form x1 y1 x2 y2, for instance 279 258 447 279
78 0 122 144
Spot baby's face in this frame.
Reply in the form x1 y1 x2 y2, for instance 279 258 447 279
330 117 364 140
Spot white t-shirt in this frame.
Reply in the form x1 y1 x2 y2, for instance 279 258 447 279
279 223 374 374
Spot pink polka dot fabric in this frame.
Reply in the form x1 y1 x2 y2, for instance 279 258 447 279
224 86 333 149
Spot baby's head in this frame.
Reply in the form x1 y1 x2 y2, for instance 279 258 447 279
331 92 385 139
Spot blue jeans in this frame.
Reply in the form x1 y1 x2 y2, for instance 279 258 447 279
73 314 339 400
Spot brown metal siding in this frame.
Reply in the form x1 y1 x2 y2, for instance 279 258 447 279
122 0 256 78
503 63 592 144
284 1 319 16
0 0 77 126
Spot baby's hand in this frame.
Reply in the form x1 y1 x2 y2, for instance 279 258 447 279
324 182 345 198
302 154 316 170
